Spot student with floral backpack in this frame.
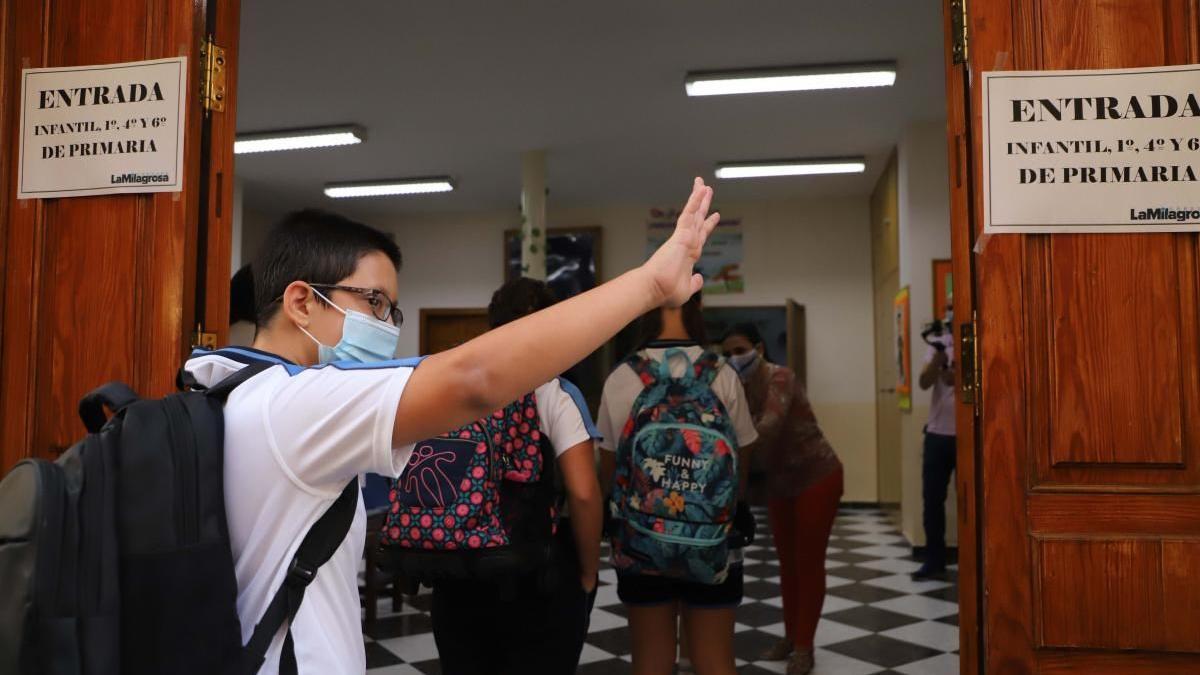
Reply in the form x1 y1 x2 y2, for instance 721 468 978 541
597 292 758 675
382 278 604 675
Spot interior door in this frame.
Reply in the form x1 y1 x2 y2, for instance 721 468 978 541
959 1 1200 672
871 154 902 505
0 0 240 473
419 308 491 355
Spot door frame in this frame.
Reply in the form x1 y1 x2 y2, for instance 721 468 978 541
940 1 983 673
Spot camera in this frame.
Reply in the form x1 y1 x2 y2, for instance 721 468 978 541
920 319 951 350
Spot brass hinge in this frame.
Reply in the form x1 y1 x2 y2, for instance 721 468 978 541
192 323 217 350
950 0 969 65
200 35 227 113
959 311 980 415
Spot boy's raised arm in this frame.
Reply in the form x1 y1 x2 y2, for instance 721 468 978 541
392 177 720 448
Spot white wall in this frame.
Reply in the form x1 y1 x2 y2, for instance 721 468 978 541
370 198 879 501
897 121 956 546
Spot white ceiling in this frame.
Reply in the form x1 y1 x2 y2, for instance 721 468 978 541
235 1 947 216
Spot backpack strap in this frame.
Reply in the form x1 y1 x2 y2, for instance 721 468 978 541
691 351 723 386
242 479 358 675
658 348 696 383
196 362 273 401
625 353 655 380
78 382 141 433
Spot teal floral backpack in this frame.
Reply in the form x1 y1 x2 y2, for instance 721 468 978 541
609 347 739 584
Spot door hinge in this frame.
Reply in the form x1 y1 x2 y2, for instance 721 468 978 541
950 0 969 65
959 311 980 415
192 323 218 350
200 35 227 113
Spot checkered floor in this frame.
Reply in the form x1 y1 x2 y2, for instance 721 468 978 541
362 506 959 674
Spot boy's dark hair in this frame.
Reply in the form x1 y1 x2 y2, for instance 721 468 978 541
636 290 707 347
488 277 559 328
229 264 256 324
252 208 401 326
723 322 770 361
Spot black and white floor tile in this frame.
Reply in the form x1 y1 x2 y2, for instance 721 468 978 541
362 507 959 674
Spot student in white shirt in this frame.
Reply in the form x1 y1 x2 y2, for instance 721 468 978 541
182 178 724 675
430 278 604 675
596 293 758 675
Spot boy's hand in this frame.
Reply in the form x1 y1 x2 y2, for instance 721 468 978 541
643 177 721 307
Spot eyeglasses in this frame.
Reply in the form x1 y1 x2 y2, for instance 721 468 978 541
308 284 404 326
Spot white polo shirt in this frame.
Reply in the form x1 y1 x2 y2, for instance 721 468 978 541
184 347 418 675
532 378 601 457
924 334 956 437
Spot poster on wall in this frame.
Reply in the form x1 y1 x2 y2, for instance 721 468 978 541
18 57 187 199
647 208 743 294
932 259 953 318
982 64 1200 233
895 286 912 411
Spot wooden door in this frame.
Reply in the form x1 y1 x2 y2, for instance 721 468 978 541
871 153 902 505
419 308 491 355
785 300 806 387
0 0 240 473
954 1 1200 672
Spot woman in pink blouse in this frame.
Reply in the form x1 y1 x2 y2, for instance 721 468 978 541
721 324 843 675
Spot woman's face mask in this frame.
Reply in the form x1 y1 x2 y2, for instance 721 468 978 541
298 286 400 364
728 350 760 377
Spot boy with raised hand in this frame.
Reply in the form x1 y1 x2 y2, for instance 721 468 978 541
183 178 721 674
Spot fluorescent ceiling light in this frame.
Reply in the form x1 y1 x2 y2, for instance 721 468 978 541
715 158 866 179
234 125 365 154
685 62 896 97
324 177 455 198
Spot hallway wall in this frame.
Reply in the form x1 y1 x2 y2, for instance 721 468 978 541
897 120 955 547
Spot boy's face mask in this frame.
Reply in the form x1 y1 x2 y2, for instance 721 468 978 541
298 286 400 364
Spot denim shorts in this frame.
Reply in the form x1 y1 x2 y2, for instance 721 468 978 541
616 564 744 609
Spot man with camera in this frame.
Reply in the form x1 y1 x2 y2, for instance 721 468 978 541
913 316 956 580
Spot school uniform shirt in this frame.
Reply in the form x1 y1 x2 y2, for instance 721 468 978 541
184 347 419 675
597 343 758 561
533 377 601 458
924 333 956 436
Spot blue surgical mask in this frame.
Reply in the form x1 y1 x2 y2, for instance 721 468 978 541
298 286 400 364
729 351 759 377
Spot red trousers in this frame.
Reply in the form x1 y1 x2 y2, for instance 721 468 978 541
767 466 844 649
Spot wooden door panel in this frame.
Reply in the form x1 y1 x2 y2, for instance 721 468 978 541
966 0 1200 671
1040 0 1179 70
0 0 228 472
1035 537 1200 652
34 208 141 453
1047 234 1186 466
1026 233 1200 486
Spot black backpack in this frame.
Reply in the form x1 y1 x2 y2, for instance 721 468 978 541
0 364 357 675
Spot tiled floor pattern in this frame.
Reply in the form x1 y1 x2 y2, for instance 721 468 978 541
363 506 959 674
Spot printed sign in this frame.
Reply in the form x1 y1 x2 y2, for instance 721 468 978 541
18 57 187 199
647 210 743 294
983 64 1200 233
